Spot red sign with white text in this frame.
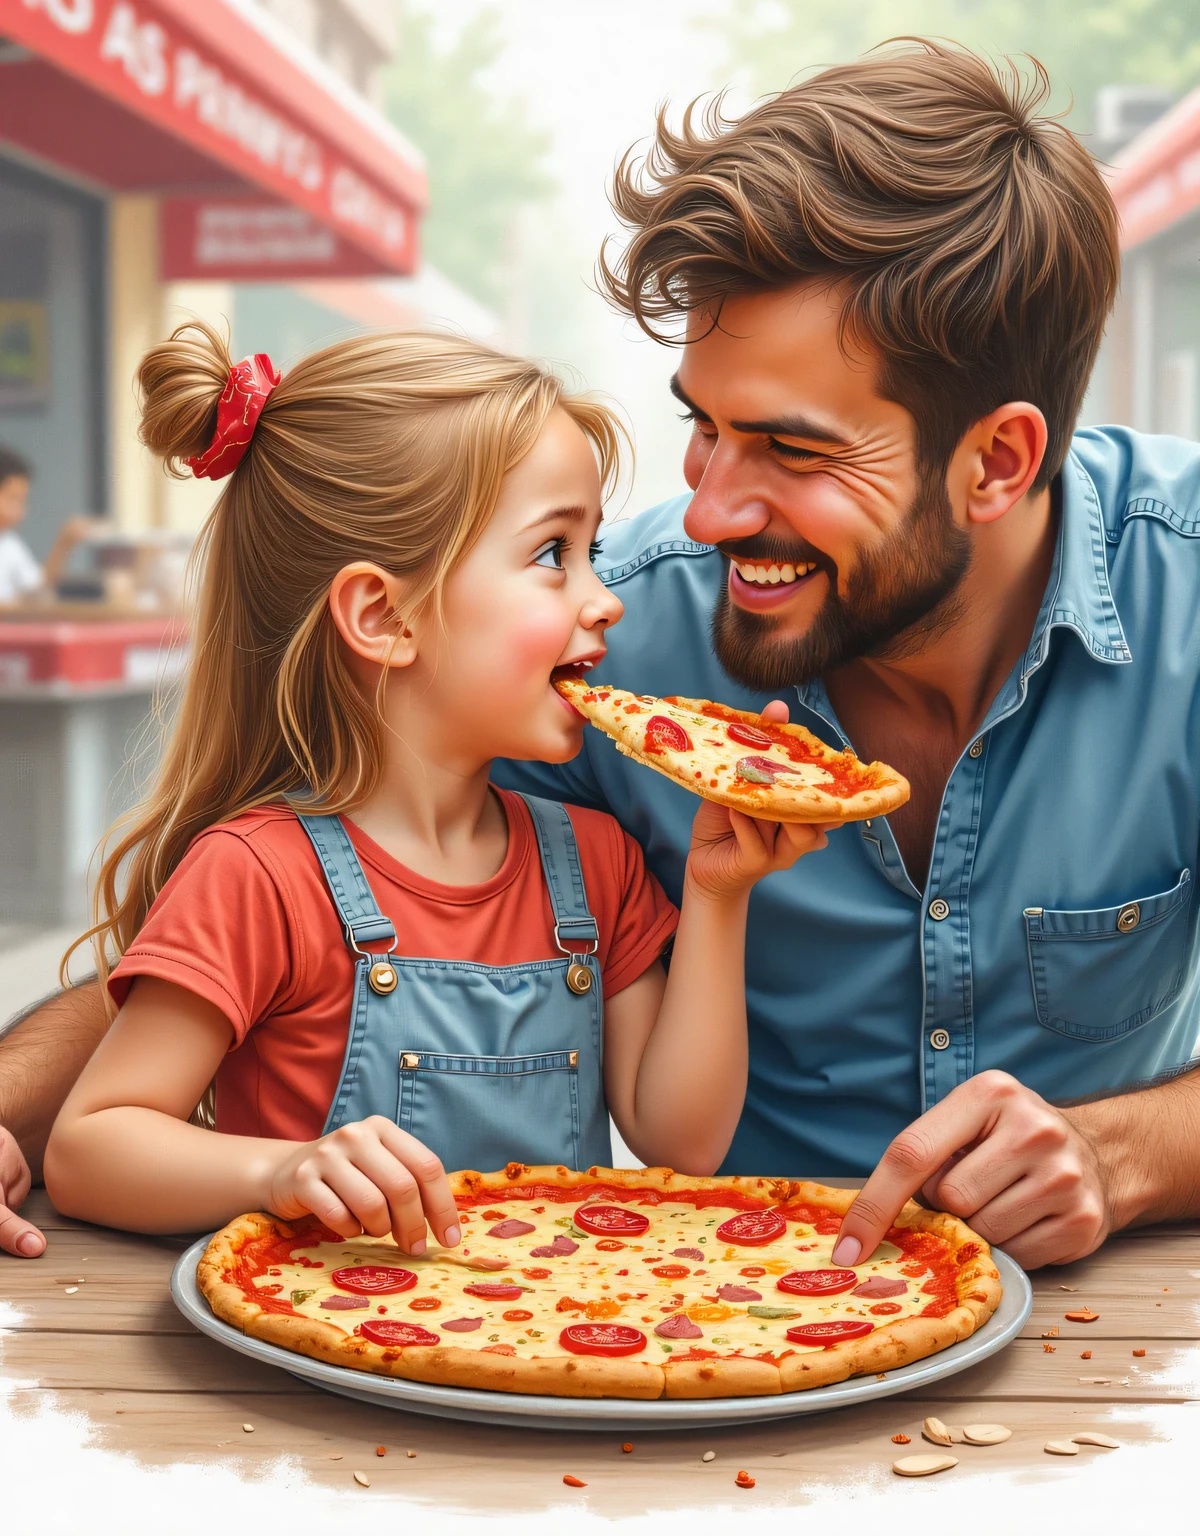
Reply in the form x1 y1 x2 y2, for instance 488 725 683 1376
0 0 423 274
162 197 388 280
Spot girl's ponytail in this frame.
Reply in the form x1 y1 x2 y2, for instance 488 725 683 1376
137 320 234 470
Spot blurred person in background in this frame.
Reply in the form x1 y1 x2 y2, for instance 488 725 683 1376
0 444 94 606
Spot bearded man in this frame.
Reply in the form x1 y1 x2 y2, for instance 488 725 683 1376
4 43 1200 1269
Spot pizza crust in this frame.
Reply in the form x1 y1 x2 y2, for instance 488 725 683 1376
556 682 910 823
197 1165 1001 1401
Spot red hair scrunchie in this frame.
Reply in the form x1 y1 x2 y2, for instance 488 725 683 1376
185 353 281 481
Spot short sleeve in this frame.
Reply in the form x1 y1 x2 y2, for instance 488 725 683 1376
0 533 41 600
108 829 299 1044
567 806 678 997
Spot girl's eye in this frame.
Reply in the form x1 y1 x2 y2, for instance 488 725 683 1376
533 537 566 570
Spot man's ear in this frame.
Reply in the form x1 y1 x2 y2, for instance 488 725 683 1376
327 563 417 671
957 403 1049 526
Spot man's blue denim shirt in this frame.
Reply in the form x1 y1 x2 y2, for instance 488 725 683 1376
496 427 1200 1176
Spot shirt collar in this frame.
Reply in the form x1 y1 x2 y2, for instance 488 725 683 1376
1021 448 1131 675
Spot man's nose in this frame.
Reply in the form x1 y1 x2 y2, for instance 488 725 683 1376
682 448 772 548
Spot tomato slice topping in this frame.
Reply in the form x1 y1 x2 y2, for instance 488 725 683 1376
559 1324 648 1357
574 1204 651 1237
644 716 692 754
359 1320 441 1347
594 1239 626 1252
786 1319 875 1347
727 722 772 749
650 1264 690 1279
330 1265 417 1295
502 1309 534 1322
714 1208 788 1246
869 1302 904 1316
462 1282 525 1300
408 1296 442 1311
776 1268 859 1297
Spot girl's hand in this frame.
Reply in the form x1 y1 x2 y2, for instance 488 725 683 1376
264 1116 461 1256
684 797 838 903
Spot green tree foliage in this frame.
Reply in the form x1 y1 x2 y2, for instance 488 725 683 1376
383 5 555 306
720 0 1200 130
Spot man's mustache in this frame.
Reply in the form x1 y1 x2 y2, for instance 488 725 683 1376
717 534 834 577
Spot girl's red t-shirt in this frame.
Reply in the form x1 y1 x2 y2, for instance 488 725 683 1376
107 790 678 1141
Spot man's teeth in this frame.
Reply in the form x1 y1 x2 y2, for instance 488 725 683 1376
736 561 817 586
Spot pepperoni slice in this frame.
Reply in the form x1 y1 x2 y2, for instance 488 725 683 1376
727 722 772 749
574 1205 651 1237
740 754 803 777
359 1320 441 1347
644 716 692 755
786 1319 875 1347
330 1265 417 1295
559 1324 648 1357
462 1282 525 1300
776 1268 859 1297
714 1208 787 1246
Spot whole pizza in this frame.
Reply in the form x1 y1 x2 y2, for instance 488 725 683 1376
554 681 910 824
198 1166 1001 1400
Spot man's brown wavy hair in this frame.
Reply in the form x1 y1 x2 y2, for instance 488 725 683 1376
600 41 1119 490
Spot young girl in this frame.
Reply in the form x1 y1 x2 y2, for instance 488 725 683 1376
45 325 829 1257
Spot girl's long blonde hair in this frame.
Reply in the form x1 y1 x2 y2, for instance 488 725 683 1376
73 322 624 998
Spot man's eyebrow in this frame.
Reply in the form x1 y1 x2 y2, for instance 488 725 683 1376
524 503 589 532
669 374 710 418
729 412 853 447
670 373 851 447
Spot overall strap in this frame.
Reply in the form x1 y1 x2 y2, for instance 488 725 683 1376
518 794 599 951
294 812 396 948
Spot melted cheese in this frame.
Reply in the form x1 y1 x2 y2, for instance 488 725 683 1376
246 1202 934 1363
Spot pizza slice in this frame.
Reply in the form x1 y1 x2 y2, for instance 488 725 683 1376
555 681 909 823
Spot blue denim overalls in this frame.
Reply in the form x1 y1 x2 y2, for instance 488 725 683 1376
294 795 612 1173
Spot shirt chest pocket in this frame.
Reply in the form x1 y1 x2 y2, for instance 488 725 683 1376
1024 870 1192 1041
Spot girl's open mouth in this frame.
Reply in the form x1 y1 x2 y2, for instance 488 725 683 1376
551 660 598 687
550 658 600 717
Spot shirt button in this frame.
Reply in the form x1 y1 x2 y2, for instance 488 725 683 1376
1117 902 1141 932
930 1029 951 1051
968 738 984 758
928 898 950 921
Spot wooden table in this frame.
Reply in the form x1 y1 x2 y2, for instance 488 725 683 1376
3 1190 1198 1533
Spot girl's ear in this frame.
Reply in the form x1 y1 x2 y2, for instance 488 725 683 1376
327 563 418 671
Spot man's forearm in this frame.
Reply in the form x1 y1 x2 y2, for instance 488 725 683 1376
1066 1064 1200 1232
0 982 110 1180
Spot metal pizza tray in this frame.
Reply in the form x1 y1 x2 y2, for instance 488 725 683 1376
171 1238 1031 1431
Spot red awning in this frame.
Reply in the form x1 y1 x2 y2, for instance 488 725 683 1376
1108 86 1200 251
0 0 426 275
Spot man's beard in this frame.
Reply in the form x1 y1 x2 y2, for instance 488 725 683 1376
711 470 972 693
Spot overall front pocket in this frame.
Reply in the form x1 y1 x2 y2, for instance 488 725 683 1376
397 1050 581 1172
1024 870 1193 1041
